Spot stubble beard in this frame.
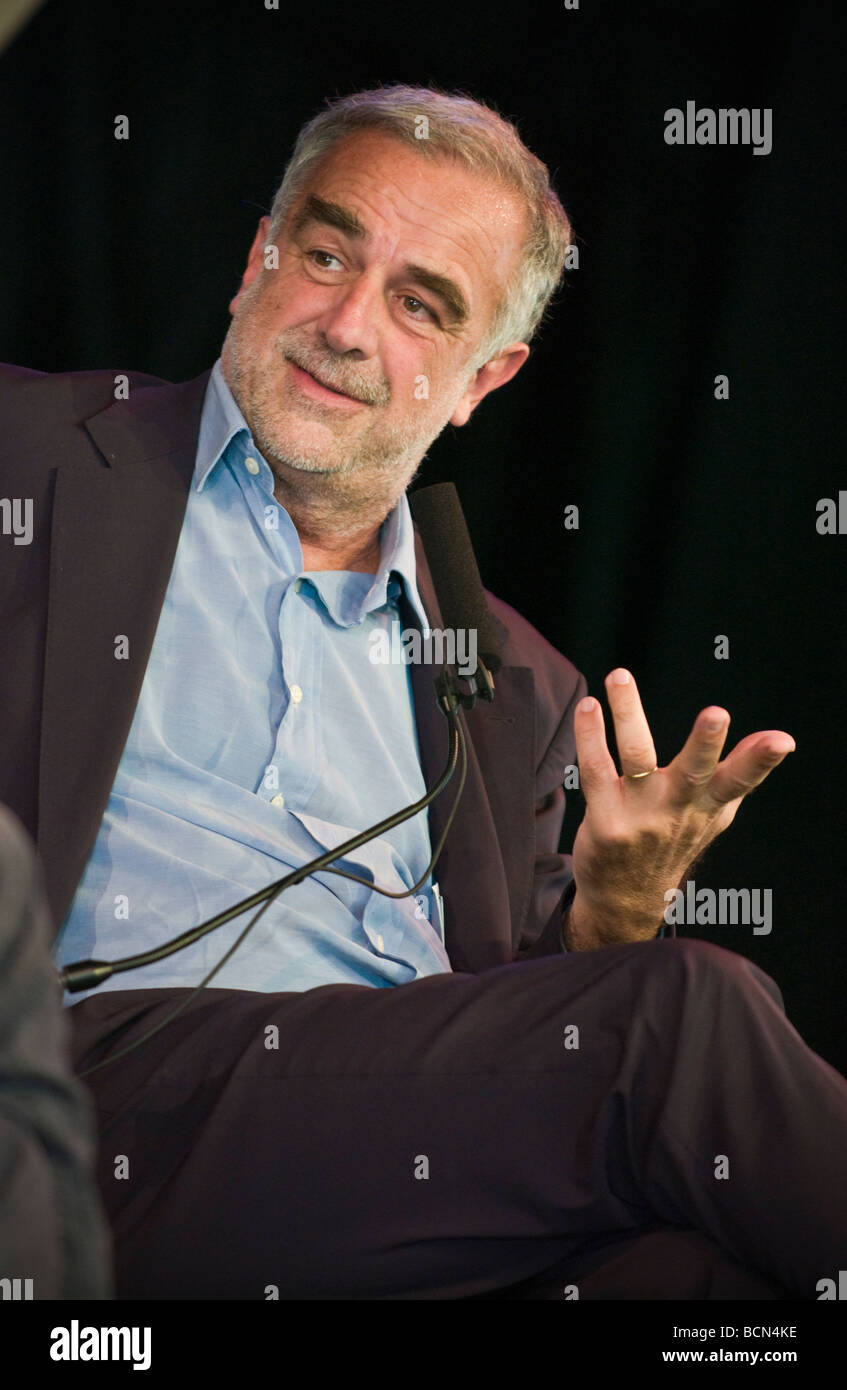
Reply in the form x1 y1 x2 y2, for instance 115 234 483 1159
222 300 471 523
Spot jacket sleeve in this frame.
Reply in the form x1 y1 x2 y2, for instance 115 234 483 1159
515 669 588 961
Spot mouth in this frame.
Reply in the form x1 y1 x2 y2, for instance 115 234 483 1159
287 359 370 408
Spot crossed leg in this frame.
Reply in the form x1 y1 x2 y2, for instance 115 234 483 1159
66 934 847 1301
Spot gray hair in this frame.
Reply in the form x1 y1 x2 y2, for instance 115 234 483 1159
267 84 573 369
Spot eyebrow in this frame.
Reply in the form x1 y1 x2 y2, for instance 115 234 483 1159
291 195 366 241
404 263 470 330
289 194 471 327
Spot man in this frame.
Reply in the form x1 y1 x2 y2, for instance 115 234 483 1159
1 85 845 1300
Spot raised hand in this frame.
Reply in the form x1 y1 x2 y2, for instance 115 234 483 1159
565 668 795 950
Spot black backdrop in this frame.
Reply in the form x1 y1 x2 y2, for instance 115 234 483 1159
1 0 844 1073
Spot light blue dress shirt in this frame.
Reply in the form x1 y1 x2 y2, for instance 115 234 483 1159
56 360 453 1002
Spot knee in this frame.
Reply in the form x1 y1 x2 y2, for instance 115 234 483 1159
641 935 785 1014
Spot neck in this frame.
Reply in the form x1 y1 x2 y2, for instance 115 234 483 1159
271 472 396 573
297 526 382 573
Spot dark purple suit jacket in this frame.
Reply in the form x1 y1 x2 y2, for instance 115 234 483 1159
0 363 586 975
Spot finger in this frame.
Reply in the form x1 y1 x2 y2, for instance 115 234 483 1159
705 730 796 808
604 669 657 777
574 695 619 811
667 706 731 800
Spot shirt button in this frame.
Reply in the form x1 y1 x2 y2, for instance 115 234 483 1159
375 933 385 952
271 794 285 808
244 456 260 475
289 684 303 704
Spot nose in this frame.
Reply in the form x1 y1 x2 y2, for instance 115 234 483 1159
316 272 381 359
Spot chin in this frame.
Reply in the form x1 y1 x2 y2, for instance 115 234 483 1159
258 433 352 478
252 411 349 468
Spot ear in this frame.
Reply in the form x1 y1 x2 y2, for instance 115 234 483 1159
449 342 531 427
228 215 273 314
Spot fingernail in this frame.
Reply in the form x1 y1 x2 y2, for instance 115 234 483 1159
703 716 725 733
578 696 598 714
610 669 631 685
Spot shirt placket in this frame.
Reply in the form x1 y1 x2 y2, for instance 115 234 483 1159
269 576 323 813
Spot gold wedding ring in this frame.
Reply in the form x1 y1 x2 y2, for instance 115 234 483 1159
626 766 658 780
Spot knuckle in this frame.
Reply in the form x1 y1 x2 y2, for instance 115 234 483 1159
618 742 652 765
597 823 630 851
679 766 712 791
637 821 669 853
719 775 750 801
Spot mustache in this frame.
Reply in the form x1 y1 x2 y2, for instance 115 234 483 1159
280 342 390 407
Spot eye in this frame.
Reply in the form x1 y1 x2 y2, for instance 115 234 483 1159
308 249 343 270
401 295 437 322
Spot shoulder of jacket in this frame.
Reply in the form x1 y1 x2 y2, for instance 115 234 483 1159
0 361 173 425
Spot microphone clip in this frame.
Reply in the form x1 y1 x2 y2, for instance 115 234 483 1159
436 659 495 711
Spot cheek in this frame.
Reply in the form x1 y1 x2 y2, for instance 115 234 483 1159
244 269 310 323
388 344 453 409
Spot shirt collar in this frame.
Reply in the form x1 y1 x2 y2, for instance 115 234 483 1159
194 358 247 493
194 359 430 630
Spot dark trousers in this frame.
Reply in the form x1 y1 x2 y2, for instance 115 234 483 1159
68 937 847 1300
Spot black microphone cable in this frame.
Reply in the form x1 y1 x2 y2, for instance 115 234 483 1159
68 480 501 1076
72 671 470 1078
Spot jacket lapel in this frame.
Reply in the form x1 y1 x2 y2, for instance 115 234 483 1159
39 371 211 928
405 534 537 970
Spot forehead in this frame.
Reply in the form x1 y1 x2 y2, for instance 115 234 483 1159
287 129 527 325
